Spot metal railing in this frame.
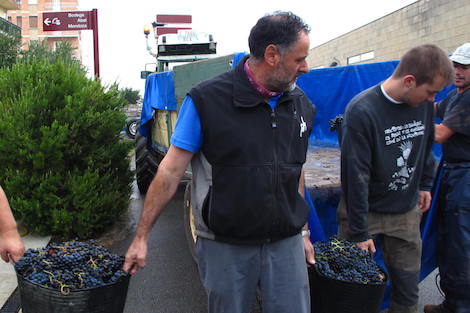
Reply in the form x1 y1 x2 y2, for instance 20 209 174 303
0 17 21 36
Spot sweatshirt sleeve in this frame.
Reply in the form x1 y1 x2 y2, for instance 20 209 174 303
341 108 373 243
419 103 437 191
419 149 436 191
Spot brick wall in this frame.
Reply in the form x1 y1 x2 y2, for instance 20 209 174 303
7 0 81 57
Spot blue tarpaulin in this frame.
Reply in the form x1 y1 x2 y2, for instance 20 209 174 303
140 71 176 138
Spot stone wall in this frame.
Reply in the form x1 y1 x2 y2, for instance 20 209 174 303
307 0 470 68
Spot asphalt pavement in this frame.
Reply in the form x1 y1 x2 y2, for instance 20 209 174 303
109 184 209 313
113 181 445 313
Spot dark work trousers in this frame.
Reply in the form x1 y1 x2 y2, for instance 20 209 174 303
437 163 470 313
337 199 422 313
195 235 310 313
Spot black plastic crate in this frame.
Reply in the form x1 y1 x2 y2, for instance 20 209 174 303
309 265 387 313
16 271 130 313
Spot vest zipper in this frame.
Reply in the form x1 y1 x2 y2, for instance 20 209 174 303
270 108 279 229
288 102 298 160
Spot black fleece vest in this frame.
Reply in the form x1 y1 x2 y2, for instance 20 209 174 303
189 57 315 244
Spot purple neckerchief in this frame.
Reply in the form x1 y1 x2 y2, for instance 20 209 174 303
244 59 280 98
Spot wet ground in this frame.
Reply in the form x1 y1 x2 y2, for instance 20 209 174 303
304 142 341 189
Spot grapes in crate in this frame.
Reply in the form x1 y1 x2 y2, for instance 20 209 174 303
14 240 127 294
313 236 386 285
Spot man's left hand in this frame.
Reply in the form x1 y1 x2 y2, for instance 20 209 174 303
0 229 25 263
419 190 432 212
303 236 315 266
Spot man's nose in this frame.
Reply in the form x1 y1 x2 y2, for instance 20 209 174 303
299 60 309 73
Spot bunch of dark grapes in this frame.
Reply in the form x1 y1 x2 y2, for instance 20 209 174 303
14 240 127 294
313 236 386 285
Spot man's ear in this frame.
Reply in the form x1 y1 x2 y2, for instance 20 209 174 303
403 74 416 88
264 44 280 67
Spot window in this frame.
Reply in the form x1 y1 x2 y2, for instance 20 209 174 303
347 51 375 65
29 16 38 28
16 0 21 6
16 16 22 28
52 0 60 10
28 0 38 4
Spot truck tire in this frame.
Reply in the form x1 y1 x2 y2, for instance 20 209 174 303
126 118 139 139
183 182 197 261
135 131 163 194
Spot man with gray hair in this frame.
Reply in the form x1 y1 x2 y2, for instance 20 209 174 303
424 43 470 313
124 11 316 313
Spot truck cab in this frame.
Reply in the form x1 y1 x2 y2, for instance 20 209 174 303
141 19 217 76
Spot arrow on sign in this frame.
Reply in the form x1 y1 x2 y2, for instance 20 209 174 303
44 17 61 26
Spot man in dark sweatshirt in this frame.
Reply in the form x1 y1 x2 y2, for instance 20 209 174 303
338 44 454 313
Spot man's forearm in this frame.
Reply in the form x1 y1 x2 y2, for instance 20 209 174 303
134 146 193 240
135 167 183 240
0 188 17 234
435 123 455 144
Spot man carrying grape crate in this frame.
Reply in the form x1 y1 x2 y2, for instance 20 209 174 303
424 43 470 313
123 11 316 313
337 44 454 313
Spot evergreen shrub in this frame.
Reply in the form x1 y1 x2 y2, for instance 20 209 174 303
119 87 141 105
0 42 133 239
0 32 22 69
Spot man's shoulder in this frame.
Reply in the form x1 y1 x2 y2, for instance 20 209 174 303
291 86 312 103
442 88 459 103
459 88 470 102
441 88 469 112
357 84 380 98
347 85 381 112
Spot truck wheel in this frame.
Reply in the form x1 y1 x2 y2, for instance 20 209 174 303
126 118 139 139
183 182 197 261
135 131 162 194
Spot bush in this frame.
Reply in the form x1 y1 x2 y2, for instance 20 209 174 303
119 87 141 105
21 40 79 66
0 32 22 69
0 42 133 239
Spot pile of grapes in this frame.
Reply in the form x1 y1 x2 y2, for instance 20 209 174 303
14 240 127 294
313 236 386 285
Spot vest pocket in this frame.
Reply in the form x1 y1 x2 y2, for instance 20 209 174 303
208 164 274 240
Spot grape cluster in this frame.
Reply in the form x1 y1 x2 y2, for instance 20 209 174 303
313 236 386 285
14 240 127 294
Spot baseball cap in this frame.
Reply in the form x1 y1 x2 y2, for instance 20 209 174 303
450 43 470 65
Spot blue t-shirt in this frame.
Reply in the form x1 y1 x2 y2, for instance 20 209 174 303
170 94 282 153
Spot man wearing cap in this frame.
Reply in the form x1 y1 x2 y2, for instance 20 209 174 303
424 43 470 313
